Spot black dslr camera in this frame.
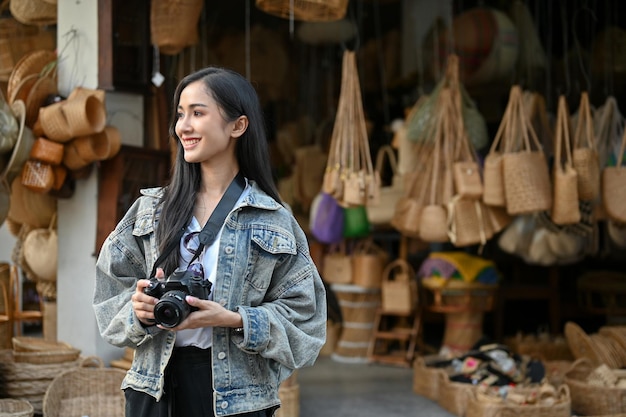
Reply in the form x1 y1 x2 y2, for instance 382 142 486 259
143 268 212 328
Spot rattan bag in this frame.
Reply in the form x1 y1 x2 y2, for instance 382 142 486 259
602 125 626 223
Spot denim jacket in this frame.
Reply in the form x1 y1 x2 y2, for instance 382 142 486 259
93 181 327 416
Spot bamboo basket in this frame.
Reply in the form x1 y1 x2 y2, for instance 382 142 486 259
436 371 477 416
255 0 349 22
564 358 626 416
12 337 80 364
0 399 34 417
412 355 448 401
42 356 127 417
465 384 571 417
276 374 300 417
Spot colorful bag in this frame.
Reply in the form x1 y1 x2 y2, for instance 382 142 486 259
310 192 344 244
343 205 370 238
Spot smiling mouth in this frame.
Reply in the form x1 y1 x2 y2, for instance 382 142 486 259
182 137 201 146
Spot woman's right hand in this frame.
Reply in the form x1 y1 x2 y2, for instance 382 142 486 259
132 268 165 326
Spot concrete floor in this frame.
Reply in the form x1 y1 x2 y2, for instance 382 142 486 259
297 355 456 417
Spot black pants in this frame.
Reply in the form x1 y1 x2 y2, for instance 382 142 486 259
125 346 276 417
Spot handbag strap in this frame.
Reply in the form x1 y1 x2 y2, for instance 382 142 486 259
574 92 596 150
554 95 574 170
149 172 245 278
375 145 399 178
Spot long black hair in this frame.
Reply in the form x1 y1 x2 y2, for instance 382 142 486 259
155 66 282 276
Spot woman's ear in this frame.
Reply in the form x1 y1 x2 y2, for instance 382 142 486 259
231 115 248 139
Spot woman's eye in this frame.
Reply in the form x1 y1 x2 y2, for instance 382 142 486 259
193 111 202 116
176 112 184 119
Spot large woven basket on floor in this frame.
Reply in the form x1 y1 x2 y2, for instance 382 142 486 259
564 358 626 416
412 355 447 401
42 356 127 417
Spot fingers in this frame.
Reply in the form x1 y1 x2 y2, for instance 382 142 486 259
133 279 158 326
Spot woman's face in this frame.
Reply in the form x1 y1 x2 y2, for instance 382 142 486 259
175 80 239 165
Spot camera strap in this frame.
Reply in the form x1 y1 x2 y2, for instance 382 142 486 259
149 171 246 278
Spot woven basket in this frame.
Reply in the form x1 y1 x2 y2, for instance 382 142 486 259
505 332 574 361
43 356 127 417
412 355 447 401
7 50 56 106
275 383 300 417
437 372 476 417
564 358 626 416
9 0 57 26
150 0 203 55
465 384 571 417
0 399 34 417
12 336 80 364
256 0 349 22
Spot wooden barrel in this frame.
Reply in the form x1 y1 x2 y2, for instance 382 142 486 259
330 284 380 363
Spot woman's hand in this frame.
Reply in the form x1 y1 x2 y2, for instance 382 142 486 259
131 268 165 326
161 296 243 331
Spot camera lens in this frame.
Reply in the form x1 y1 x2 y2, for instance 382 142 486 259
153 290 191 328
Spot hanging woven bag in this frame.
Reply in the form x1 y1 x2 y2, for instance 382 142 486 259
151 0 204 55
572 92 601 201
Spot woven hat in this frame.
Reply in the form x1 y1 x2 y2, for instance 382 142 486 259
0 100 35 186
22 215 57 282
25 73 58 128
7 50 57 106
7 175 56 228
9 0 57 26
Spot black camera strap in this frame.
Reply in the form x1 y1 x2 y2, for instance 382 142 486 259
149 172 246 278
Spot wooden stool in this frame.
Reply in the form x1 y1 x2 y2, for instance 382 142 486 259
0 263 43 337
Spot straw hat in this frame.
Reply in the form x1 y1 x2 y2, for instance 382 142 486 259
25 74 58 128
22 216 57 282
0 100 35 186
7 176 56 229
7 50 57 106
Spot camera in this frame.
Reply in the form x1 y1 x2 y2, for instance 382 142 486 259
143 268 212 328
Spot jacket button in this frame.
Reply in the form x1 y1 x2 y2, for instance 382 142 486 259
220 401 228 409
225 246 233 254
217 351 226 360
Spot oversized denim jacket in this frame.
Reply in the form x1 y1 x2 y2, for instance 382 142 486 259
93 181 327 416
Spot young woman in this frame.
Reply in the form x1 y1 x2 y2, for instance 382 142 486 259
93 67 327 417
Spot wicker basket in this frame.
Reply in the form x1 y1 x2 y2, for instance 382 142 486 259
0 399 34 417
275 383 300 417
43 356 127 417
436 371 477 416
505 332 574 361
150 0 203 55
564 358 626 416
466 384 571 417
12 336 80 364
255 0 348 22
412 355 447 401
421 278 498 313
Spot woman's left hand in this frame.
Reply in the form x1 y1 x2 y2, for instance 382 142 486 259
157 296 243 331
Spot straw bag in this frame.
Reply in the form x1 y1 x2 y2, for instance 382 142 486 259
322 241 352 285
390 170 428 238
602 124 626 224
43 356 126 417
322 51 377 208
366 145 403 225
22 213 57 282
419 95 450 243
501 86 552 215
573 92 601 201
552 95 581 225
151 0 203 55
381 258 416 314
448 196 493 248
351 238 388 289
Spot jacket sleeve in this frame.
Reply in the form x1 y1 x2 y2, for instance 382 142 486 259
233 219 327 370
93 198 164 348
